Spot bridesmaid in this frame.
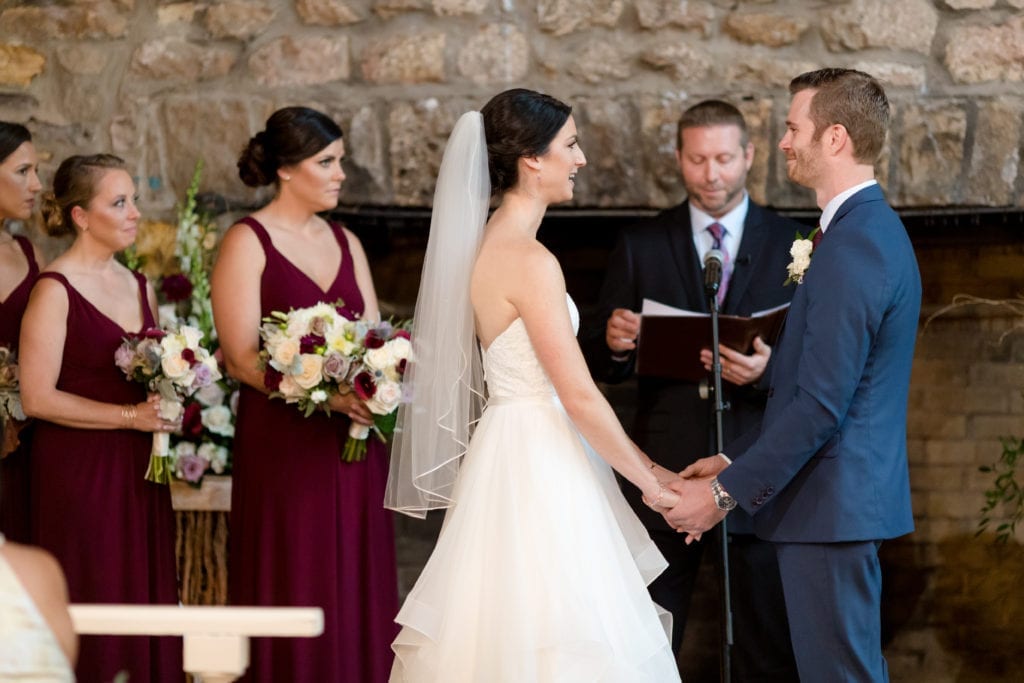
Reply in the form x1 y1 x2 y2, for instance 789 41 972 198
212 106 398 682
20 154 182 681
0 122 45 543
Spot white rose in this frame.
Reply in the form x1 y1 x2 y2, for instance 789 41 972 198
387 336 412 362
310 389 328 404
270 337 301 367
293 354 325 390
364 345 395 372
180 325 204 349
790 239 813 260
173 441 197 458
366 380 402 415
277 375 305 400
158 304 179 328
159 398 184 422
201 404 235 438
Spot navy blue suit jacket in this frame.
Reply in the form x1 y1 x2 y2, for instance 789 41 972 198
718 184 921 543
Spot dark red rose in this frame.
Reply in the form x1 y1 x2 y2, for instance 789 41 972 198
393 329 411 340
363 330 385 349
182 401 204 439
143 327 167 339
161 274 193 303
264 366 284 392
397 358 407 376
181 348 196 366
300 334 326 354
353 371 377 401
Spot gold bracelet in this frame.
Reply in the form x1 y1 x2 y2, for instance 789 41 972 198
121 403 137 428
643 481 667 509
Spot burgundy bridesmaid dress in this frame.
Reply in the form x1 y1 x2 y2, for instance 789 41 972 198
30 271 182 682
0 235 39 543
229 217 398 683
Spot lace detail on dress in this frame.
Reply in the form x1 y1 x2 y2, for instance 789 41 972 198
482 295 579 399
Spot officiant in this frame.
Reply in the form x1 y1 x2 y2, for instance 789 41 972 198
582 100 800 681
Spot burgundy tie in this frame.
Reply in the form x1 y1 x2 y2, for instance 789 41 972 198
706 222 730 306
812 227 823 250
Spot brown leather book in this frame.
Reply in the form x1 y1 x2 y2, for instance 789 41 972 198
636 300 790 382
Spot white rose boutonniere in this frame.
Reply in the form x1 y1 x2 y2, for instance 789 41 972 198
784 227 821 286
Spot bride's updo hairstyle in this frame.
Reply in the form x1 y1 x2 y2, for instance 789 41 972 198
0 121 31 164
40 154 126 238
480 88 571 196
238 106 344 188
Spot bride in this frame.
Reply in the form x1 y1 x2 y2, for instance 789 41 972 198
385 89 683 682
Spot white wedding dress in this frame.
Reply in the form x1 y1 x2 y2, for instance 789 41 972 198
391 296 681 682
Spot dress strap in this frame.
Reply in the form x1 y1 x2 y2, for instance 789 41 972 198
238 216 273 252
327 220 353 274
12 236 38 278
131 270 156 329
36 271 71 289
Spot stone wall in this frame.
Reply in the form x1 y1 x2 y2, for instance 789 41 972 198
1 0 1023 218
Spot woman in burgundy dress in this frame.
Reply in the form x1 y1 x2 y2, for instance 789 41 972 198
20 154 182 682
212 106 398 682
0 122 45 543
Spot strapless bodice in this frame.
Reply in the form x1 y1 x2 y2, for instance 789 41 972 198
482 294 579 399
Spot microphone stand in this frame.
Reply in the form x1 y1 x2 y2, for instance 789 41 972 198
706 282 733 683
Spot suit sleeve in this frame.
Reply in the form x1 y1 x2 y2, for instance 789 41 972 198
718 236 889 514
581 231 638 385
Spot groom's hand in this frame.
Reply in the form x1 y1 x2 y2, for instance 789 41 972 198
663 477 728 543
679 454 729 480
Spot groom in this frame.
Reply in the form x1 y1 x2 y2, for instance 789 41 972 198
664 68 921 682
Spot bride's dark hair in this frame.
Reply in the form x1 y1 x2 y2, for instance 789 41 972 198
237 106 343 187
481 89 571 196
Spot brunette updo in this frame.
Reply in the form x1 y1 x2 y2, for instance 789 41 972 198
237 107 344 187
40 154 127 237
480 89 571 196
0 121 32 164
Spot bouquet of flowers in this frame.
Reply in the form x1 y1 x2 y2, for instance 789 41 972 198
0 345 26 458
258 302 411 462
115 325 221 484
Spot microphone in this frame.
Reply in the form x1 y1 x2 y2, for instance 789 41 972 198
704 248 724 297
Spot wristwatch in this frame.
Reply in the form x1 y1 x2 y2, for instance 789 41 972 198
710 477 737 511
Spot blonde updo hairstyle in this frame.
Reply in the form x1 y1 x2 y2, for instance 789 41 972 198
40 154 127 238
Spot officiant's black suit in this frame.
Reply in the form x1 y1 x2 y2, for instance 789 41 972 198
582 199 803 681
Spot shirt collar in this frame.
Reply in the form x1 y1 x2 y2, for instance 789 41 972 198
819 180 877 234
689 192 750 240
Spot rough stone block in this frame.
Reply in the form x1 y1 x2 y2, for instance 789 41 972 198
388 99 462 206
373 0 426 19
635 93 687 208
943 0 996 8
639 42 711 83
537 0 623 36
945 16 1024 84
204 2 276 40
723 13 808 47
56 44 110 76
966 99 1022 206
851 61 927 90
0 3 129 40
130 39 238 82
635 0 714 34
432 0 487 15
296 0 364 25
249 35 350 87
361 33 445 84
725 57 819 89
895 102 968 206
457 24 528 85
821 0 938 55
568 40 632 84
158 2 199 25
736 98 773 207
0 44 45 87
572 98 648 207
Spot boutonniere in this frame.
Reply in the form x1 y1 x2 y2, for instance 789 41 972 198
784 227 821 286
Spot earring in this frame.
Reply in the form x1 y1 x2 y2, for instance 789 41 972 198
283 175 291 181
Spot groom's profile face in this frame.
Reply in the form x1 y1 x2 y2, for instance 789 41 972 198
779 89 824 190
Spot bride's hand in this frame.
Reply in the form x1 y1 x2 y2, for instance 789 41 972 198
326 392 374 425
643 480 681 513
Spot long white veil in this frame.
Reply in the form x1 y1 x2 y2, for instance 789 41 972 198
384 111 489 517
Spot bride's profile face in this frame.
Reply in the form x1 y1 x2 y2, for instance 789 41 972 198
537 116 586 203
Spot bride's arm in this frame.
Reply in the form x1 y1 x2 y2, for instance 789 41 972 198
511 245 679 509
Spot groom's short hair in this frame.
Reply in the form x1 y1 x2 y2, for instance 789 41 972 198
790 68 889 164
676 100 749 151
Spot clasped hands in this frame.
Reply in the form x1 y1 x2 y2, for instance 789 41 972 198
647 455 733 544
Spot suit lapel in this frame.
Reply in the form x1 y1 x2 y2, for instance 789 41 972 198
665 202 710 312
723 203 771 313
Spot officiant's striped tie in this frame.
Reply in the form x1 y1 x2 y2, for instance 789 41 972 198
706 222 731 306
